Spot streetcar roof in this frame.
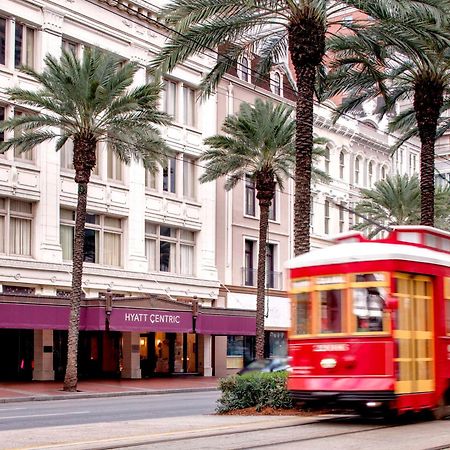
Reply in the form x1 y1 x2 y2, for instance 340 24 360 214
286 229 450 270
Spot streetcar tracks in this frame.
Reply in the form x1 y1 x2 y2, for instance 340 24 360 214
85 416 397 450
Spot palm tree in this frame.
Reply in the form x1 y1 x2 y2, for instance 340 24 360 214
353 174 450 238
0 48 171 391
325 23 450 227
201 99 329 358
151 0 446 255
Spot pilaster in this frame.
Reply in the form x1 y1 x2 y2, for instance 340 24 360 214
121 332 142 379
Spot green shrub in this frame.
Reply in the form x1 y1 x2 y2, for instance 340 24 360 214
216 371 293 413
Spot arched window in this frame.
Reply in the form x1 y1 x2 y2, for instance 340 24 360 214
381 165 387 180
339 151 345 179
272 72 281 96
355 156 361 185
240 57 250 82
368 161 374 186
324 147 330 174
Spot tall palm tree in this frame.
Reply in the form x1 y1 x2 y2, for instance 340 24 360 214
0 48 171 391
201 99 329 358
325 23 450 227
353 174 450 238
151 0 446 255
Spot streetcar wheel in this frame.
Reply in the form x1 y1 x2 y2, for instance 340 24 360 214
431 397 450 421
381 407 398 423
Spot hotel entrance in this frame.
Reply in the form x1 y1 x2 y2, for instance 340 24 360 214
0 329 33 381
139 332 198 376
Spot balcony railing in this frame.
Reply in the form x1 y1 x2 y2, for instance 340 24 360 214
241 268 283 290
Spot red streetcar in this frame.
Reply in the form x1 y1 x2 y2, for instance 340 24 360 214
286 226 450 419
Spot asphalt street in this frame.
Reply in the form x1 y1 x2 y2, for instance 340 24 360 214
0 390 220 431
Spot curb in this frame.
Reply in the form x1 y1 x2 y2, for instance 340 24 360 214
0 387 219 403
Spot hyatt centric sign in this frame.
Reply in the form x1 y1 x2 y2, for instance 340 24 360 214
109 308 192 333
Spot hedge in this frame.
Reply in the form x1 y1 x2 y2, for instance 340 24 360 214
216 371 293 413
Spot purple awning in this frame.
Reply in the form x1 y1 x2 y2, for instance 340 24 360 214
0 303 193 333
0 303 70 330
195 313 256 336
108 308 193 333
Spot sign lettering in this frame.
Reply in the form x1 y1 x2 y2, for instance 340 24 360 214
124 312 181 324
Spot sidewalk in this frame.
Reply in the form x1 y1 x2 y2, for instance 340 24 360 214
0 376 219 403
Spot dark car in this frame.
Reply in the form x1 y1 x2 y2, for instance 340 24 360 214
237 357 290 375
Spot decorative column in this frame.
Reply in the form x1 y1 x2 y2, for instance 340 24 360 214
121 332 142 379
197 93 219 281
125 53 148 272
34 9 64 263
33 330 55 380
202 334 213 376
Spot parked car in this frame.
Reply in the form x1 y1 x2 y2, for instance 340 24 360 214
237 357 290 375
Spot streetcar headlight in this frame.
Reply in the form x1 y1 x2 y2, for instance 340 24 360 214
320 358 337 369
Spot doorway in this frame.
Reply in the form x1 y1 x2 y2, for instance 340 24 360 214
393 274 434 394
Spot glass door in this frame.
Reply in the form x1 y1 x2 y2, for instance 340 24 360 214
393 274 434 394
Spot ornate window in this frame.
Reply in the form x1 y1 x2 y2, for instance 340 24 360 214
0 198 33 256
271 72 282 96
145 223 195 275
60 210 122 267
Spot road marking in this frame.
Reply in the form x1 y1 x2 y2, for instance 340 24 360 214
0 411 90 420
0 407 26 411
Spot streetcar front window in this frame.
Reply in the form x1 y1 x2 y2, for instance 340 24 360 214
290 272 389 336
445 277 450 335
352 273 387 333
320 289 343 333
294 292 312 335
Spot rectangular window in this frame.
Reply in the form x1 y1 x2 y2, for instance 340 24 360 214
145 168 158 190
244 239 255 286
15 23 35 68
266 243 275 289
245 175 255 216
160 242 172 273
445 278 450 334
293 292 312 335
0 198 33 256
145 222 157 271
146 223 196 275
183 157 195 199
324 200 330 234
352 273 387 332
319 289 343 333
0 106 4 142
60 138 74 170
268 194 276 221
107 150 123 182
180 230 195 276
0 18 5 65
339 203 345 233
62 39 78 55
60 210 122 266
163 79 177 118
182 86 196 127
163 157 176 193
14 111 33 161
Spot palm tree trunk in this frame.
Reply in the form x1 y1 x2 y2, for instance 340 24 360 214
255 198 270 360
63 182 88 392
419 132 436 226
293 64 315 256
414 81 444 227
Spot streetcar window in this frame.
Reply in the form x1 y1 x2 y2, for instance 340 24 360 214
352 273 386 332
319 289 343 333
294 292 312 335
445 278 450 334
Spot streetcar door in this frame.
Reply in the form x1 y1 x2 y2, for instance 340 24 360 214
393 274 434 394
